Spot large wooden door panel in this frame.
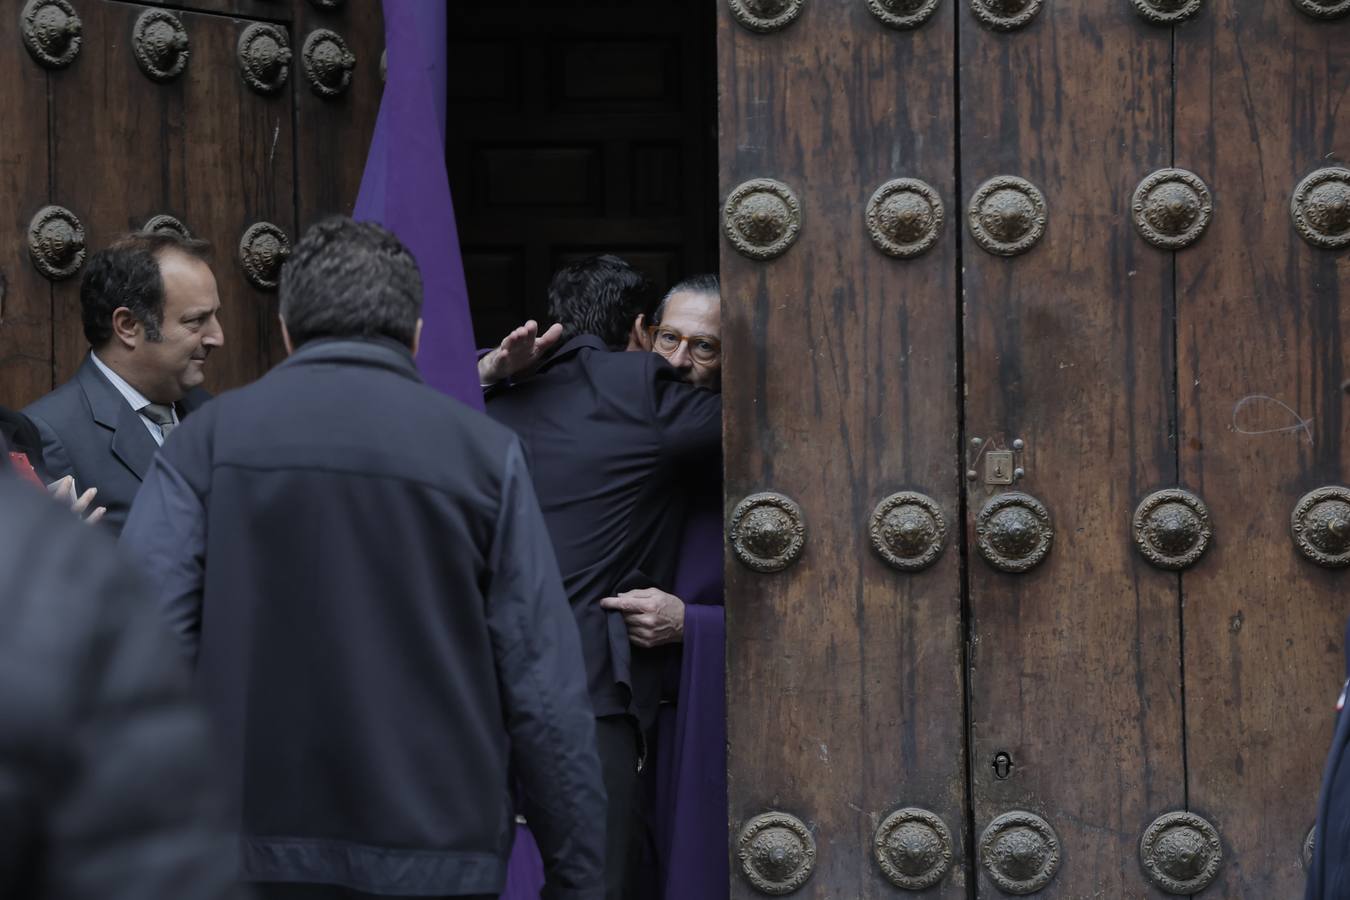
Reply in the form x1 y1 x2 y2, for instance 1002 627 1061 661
1176 5 1350 896
960 3 1184 897
721 1 964 896
48 1 295 393
2 9 53 409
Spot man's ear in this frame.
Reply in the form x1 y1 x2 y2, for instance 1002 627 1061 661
410 318 423 359
110 307 142 349
279 316 295 356
627 314 650 352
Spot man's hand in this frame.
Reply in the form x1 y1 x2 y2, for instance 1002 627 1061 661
600 588 686 648
48 475 107 525
478 320 565 385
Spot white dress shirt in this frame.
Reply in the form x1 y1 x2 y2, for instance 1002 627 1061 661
89 352 179 446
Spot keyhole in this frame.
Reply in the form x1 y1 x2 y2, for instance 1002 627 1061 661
993 751 1013 780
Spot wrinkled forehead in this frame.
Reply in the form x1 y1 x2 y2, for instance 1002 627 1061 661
661 290 722 337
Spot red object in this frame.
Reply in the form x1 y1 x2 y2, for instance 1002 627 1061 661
8 452 44 488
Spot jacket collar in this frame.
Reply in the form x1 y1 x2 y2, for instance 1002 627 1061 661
76 355 160 480
277 336 422 382
537 334 611 373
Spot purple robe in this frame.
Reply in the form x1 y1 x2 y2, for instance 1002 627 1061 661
651 493 727 899
502 491 726 899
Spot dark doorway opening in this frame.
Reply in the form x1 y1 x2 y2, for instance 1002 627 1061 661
446 1 720 347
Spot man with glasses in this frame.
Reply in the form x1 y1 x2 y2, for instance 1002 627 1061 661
642 274 722 391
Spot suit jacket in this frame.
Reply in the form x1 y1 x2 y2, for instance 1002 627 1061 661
24 355 210 534
485 335 722 729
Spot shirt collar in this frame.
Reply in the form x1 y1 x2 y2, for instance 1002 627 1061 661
89 351 153 413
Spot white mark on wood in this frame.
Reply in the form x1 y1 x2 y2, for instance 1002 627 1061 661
1231 394 1314 445
269 122 281 166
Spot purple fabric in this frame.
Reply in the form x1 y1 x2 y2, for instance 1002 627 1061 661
654 495 728 900
503 492 727 900
353 0 481 410
501 824 545 899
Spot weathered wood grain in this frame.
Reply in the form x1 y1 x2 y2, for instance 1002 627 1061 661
1176 5 1350 896
959 3 1184 896
721 1 964 895
0 12 52 408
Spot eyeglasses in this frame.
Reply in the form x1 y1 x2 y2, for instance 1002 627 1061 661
647 325 722 365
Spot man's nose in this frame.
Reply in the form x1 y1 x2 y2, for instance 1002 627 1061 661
204 316 225 348
668 342 692 369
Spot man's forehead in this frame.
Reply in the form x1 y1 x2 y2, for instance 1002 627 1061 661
159 252 220 313
662 290 721 327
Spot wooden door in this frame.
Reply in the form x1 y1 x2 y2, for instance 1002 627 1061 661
0 6 53 411
5 0 381 407
959 3 1185 897
722 1 1348 897
720 1 966 897
1175 6 1349 897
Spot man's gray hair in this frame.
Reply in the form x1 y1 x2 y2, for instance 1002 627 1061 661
654 274 720 324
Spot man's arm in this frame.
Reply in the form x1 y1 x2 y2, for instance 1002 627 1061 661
119 453 207 661
485 441 605 900
650 361 722 462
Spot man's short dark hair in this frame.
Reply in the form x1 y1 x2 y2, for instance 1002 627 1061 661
280 217 423 349
546 255 653 350
81 231 212 348
654 273 720 325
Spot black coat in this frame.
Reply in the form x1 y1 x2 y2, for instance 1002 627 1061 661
24 355 211 534
1308 621 1350 899
0 405 47 482
119 338 604 899
485 336 722 729
0 473 242 900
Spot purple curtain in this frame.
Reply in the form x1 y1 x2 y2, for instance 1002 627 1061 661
353 0 481 410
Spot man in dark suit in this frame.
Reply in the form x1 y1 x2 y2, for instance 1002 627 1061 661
485 255 722 900
120 218 604 900
25 231 222 533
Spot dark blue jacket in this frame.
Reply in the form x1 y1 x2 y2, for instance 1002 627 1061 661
120 338 604 899
1309 621 1350 899
485 335 722 732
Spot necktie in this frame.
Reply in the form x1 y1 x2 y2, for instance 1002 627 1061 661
142 402 177 440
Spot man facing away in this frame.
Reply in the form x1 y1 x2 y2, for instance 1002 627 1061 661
25 231 223 534
483 256 722 900
120 217 604 900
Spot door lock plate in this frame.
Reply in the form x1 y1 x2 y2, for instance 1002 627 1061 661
985 450 1015 485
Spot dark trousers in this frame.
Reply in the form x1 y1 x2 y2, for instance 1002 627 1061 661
595 713 645 900
253 887 495 900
